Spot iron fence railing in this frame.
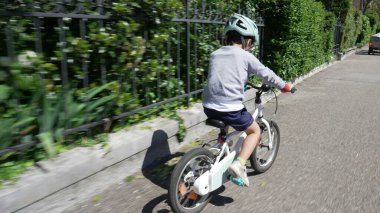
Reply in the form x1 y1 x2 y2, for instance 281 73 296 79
0 1 265 156
333 17 342 56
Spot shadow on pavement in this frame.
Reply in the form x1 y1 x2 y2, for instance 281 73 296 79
142 130 182 190
141 194 170 213
140 130 248 211
247 170 264 177
141 186 235 212
355 50 380 56
209 186 234 206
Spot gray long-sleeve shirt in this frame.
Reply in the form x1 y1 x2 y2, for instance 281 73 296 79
202 46 285 112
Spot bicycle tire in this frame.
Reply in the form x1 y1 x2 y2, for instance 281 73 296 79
168 148 215 213
250 121 280 173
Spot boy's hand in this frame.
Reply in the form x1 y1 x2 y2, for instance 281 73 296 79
281 83 293 93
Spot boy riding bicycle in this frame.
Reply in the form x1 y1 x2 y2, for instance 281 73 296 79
202 13 293 186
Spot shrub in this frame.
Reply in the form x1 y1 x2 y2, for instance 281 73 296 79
340 8 363 50
254 0 334 80
365 9 380 32
356 15 373 46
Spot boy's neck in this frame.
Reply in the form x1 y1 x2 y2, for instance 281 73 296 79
232 43 243 49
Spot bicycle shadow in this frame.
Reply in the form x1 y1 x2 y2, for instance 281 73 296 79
141 194 170 213
209 186 234 206
141 164 259 211
141 186 235 212
141 130 248 211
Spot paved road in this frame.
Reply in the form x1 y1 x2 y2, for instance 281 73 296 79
67 49 380 213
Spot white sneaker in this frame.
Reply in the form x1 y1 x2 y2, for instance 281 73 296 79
228 160 249 186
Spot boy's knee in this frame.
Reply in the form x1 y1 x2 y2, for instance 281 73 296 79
246 122 260 135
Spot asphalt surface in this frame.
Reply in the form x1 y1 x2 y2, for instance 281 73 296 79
66 49 380 213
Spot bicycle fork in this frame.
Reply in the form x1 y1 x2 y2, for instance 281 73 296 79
260 119 274 150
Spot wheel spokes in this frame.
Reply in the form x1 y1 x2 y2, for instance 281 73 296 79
176 155 212 209
256 129 277 165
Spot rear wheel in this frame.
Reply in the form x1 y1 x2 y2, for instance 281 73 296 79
250 121 280 173
168 148 215 213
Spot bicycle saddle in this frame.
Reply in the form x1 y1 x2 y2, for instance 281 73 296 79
205 119 226 129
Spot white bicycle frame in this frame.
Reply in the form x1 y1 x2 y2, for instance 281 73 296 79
193 102 274 196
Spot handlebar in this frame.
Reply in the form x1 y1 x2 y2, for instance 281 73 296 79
246 82 268 91
246 82 296 115
246 82 297 94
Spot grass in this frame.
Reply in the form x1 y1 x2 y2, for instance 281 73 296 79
124 175 144 183
91 195 102 204
139 126 153 130
124 175 135 183
0 159 35 189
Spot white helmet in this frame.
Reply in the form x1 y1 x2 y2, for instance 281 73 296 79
224 13 259 45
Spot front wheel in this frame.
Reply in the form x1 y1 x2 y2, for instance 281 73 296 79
250 121 280 173
168 148 215 213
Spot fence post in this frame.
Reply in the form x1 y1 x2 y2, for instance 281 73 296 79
334 17 342 59
186 0 191 107
256 15 265 61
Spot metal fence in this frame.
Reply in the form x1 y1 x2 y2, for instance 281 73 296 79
0 1 264 155
333 17 342 55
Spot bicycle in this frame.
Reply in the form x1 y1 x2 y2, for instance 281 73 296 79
168 83 296 213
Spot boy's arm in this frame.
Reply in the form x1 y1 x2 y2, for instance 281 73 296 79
246 54 286 90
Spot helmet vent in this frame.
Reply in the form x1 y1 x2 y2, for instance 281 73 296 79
229 17 238 25
236 20 247 30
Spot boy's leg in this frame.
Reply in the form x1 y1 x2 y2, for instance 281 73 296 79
228 122 261 186
239 121 261 162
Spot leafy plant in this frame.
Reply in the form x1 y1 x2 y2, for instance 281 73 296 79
254 0 335 80
34 82 117 157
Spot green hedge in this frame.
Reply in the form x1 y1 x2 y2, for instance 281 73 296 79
319 0 379 51
365 9 380 31
357 14 373 47
339 6 378 50
254 0 334 80
340 8 363 50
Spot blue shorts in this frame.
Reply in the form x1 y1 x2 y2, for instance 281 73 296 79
204 107 254 131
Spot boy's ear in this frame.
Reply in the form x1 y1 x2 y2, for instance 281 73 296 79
248 39 253 47
245 38 253 49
